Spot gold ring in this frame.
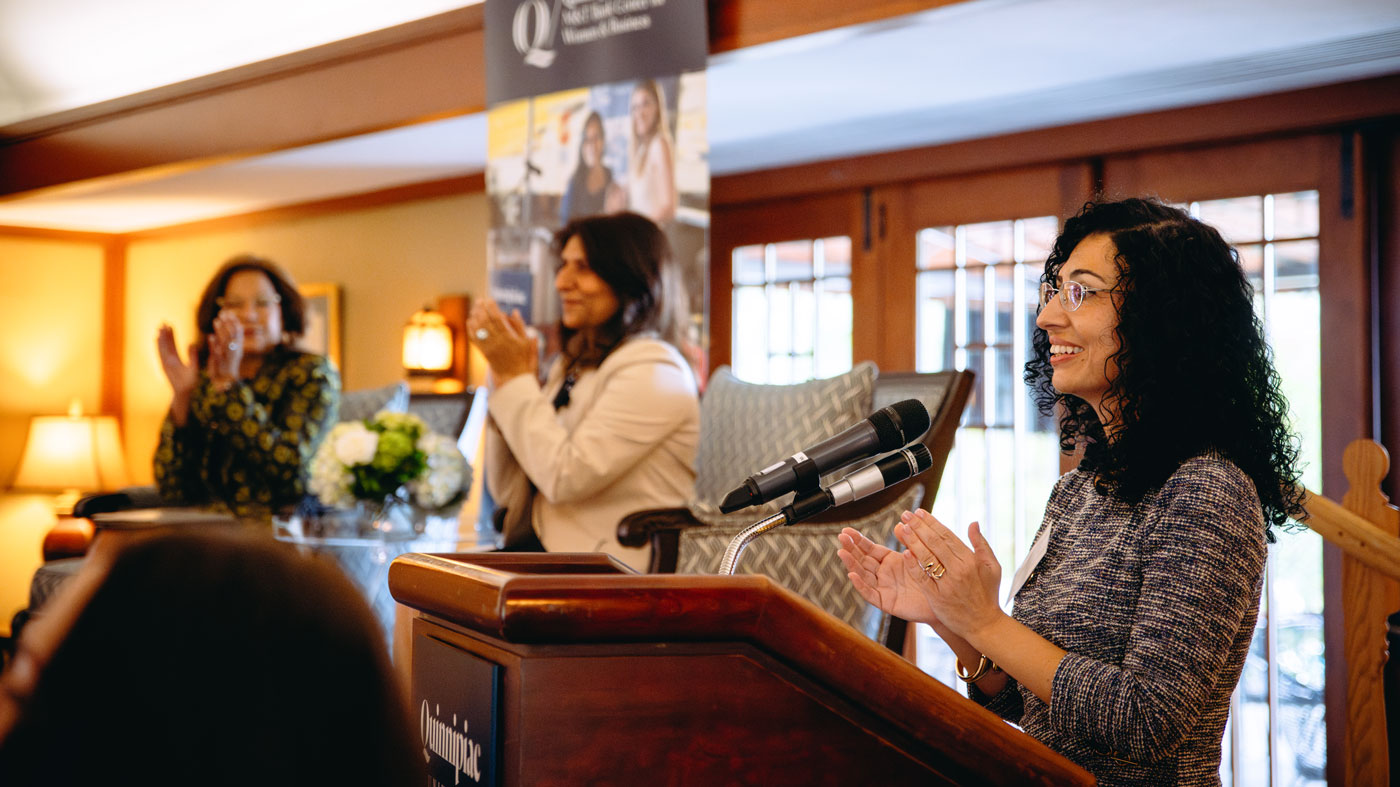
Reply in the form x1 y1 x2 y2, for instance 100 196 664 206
922 560 946 580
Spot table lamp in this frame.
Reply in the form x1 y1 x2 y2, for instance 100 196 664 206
12 401 130 515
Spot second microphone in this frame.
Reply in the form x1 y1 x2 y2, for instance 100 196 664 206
719 398 931 513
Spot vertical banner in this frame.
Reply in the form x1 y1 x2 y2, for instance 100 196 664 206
484 0 710 373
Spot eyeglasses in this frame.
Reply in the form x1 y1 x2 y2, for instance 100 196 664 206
216 295 281 312
1037 280 1117 312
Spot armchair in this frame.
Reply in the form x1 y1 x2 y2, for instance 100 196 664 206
617 365 974 652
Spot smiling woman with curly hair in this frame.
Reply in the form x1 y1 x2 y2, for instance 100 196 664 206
1026 198 1304 534
839 197 1304 786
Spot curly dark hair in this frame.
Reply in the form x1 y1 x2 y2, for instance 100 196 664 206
1024 197 1304 537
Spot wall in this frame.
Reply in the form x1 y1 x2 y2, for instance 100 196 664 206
123 192 490 483
0 235 106 634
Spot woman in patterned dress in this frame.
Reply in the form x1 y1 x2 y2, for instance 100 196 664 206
153 255 339 517
839 198 1304 786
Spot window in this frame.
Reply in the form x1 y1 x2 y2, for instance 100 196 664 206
1191 192 1324 787
730 236 853 383
912 215 1063 686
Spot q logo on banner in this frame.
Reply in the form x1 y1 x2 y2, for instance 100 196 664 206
513 0 558 68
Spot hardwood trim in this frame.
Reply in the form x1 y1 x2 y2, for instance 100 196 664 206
1101 135 1329 202
1383 128 1400 502
707 0 965 53
0 225 121 243
712 74 1400 206
0 8 487 198
1320 128 1376 787
120 173 486 239
101 239 127 418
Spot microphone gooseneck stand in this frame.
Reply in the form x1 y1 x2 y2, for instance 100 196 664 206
717 445 933 575
718 456 831 576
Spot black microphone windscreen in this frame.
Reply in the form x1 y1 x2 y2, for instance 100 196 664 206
889 399 931 446
867 407 902 450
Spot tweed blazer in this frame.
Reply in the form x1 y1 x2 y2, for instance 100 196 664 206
972 453 1266 786
485 336 699 571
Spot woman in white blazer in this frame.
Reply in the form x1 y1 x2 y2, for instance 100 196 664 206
468 212 699 570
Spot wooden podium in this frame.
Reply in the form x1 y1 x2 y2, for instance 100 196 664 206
389 552 1094 786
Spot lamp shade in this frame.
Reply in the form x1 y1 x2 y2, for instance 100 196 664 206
402 308 454 372
13 413 130 492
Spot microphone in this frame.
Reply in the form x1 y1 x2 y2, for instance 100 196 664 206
778 444 935 525
719 399 931 513
825 444 933 507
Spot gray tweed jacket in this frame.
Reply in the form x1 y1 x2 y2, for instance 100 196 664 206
972 453 1266 786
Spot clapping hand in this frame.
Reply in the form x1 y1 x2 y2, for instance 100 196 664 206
156 324 199 398
205 310 243 387
467 298 539 385
837 525 941 626
893 510 1005 641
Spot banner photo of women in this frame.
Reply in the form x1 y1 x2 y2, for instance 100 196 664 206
484 0 709 377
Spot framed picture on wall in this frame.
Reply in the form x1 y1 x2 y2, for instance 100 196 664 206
297 282 342 372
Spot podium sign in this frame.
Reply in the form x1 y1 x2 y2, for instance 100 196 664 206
414 634 501 786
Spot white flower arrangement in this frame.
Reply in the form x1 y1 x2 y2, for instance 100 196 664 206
308 411 471 518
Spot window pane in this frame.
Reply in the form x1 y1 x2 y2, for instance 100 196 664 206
965 265 987 349
817 280 853 379
964 220 1014 267
917 227 957 270
1198 196 1264 244
963 349 986 426
820 236 851 278
1021 216 1060 263
731 287 768 382
792 282 815 355
1274 239 1320 287
767 285 793 354
991 348 1015 427
1272 191 1320 239
772 240 813 282
993 263 1015 346
917 270 955 372
1237 243 1264 280
730 235 852 385
732 244 766 285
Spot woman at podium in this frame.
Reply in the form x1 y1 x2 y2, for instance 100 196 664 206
469 212 699 570
839 197 1303 785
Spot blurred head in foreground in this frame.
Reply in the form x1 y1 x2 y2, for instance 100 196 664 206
0 531 420 786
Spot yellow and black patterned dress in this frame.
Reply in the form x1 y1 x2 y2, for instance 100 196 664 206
154 346 340 518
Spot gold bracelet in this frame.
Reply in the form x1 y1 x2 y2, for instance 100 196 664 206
955 655 996 684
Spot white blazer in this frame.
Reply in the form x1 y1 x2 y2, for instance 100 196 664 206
484 336 699 570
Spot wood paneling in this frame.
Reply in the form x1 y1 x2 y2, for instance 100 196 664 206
713 74 1400 207
707 0 965 52
101 239 126 417
121 173 486 239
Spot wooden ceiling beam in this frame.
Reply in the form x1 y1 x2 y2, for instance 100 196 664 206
0 0 960 200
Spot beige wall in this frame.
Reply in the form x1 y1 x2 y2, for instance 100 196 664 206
0 191 488 634
0 236 106 633
124 192 490 483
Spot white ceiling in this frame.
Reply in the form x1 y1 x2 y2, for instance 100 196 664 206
1 0 1397 233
